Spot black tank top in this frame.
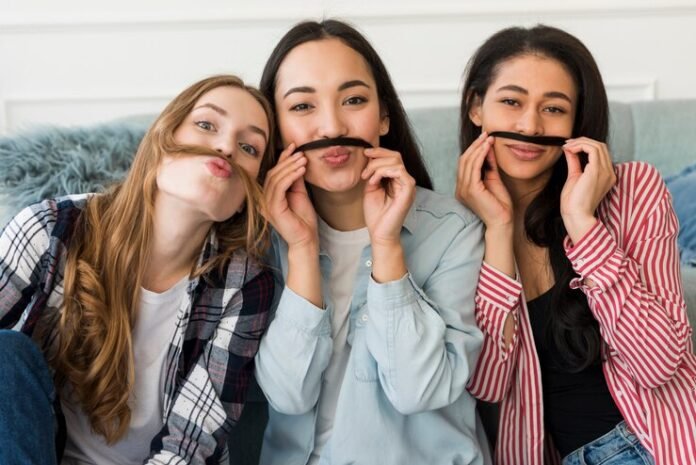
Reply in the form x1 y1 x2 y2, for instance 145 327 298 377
527 287 624 458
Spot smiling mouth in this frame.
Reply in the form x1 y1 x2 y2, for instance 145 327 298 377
507 144 546 161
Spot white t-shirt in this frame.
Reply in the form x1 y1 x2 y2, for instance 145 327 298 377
309 219 370 465
61 276 188 465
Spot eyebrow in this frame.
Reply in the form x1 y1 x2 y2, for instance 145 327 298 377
248 125 268 142
282 79 371 98
496 85 572 103
194 102 227 115
193 103 267 142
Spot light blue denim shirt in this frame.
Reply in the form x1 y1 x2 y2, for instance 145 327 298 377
255 187 486 465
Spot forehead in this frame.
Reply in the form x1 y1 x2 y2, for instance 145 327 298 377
194 86 268 130
490 54 577 97
275 38 376 94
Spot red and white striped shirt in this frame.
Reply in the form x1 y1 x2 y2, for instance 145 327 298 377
468 162 696 465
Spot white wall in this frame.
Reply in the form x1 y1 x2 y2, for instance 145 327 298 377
1 0 696 134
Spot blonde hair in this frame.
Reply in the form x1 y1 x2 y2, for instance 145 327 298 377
51 75 275 443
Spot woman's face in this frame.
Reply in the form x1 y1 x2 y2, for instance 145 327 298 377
157 85 269 222
274 38 389 195
469 54 578 184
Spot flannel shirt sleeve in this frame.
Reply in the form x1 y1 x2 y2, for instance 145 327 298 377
147 269 274 464
0 201 55 328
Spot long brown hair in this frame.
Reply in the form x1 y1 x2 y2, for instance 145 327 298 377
51 75 275 443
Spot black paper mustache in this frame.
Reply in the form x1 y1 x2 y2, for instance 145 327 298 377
488 131 567 147
293 137 373 154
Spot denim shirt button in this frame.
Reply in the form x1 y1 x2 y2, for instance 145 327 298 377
361 314 368 322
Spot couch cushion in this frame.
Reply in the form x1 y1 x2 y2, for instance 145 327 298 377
630 100 696 176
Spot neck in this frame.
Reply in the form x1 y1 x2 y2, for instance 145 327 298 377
143 194 213 292
311 182 366 231
502 170 553 222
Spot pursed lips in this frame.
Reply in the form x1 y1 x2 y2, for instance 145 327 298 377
205 156 233 178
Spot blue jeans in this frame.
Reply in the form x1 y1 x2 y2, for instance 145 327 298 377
0 330 58 465
562 421 655 465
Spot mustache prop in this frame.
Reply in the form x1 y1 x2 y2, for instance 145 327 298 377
293 137 373 154
488 131 567 147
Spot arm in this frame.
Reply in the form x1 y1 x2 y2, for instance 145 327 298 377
147 270 274 464
467 262 523 402
0 201 54 328
254 237 332 415
564 166 690 388
365 217 485 414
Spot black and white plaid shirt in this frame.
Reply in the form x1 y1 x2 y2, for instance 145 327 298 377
0 195 274 464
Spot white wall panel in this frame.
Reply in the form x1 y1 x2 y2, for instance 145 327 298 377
1 0 695 134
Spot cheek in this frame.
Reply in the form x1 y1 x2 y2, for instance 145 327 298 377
277 116 304 146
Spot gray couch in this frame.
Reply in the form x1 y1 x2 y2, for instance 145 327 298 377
408 101 696 344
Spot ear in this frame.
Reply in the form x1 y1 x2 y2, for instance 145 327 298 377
468 94 483 127
379 112 390 136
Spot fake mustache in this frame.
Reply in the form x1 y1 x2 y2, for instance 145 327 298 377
488 131 567 147
293 137 373 154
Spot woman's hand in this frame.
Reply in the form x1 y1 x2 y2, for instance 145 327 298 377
456 132 515 278
561 137 617 244
362 147 416 282
264 143 322 307
263 143 318 252
362 147 416 244
455 132 513 229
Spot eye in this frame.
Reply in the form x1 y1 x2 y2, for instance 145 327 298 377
195 120 215 131
500 98 519 107
289 103 312 112
239 142 259 157
344 96 367 106
544 106 567 114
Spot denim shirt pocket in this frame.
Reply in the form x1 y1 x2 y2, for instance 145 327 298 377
351 307 379 382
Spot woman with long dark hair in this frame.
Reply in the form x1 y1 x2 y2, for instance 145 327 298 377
254 19 488 465
457 25 696 465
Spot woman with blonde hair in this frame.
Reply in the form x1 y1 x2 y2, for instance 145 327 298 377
0 74 276 465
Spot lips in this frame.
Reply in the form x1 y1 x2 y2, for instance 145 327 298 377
507 143 545 161
321 146 351 167
205 158 233 178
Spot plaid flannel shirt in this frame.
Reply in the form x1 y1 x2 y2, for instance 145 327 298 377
0 195 274 464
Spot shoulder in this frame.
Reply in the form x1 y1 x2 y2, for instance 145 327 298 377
609 161 668 205
409 187 481 230
4 194 91 239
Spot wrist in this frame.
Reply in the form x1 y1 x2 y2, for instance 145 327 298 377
485 223 514 240
562 214 597 245
371 241 407 283
287 242 319 264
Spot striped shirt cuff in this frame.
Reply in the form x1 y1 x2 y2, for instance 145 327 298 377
564 221 622 292
477 262 522 309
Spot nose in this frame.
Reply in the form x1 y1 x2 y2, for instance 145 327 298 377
214 137 234 159
515 107 543 136
317 105 348 139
